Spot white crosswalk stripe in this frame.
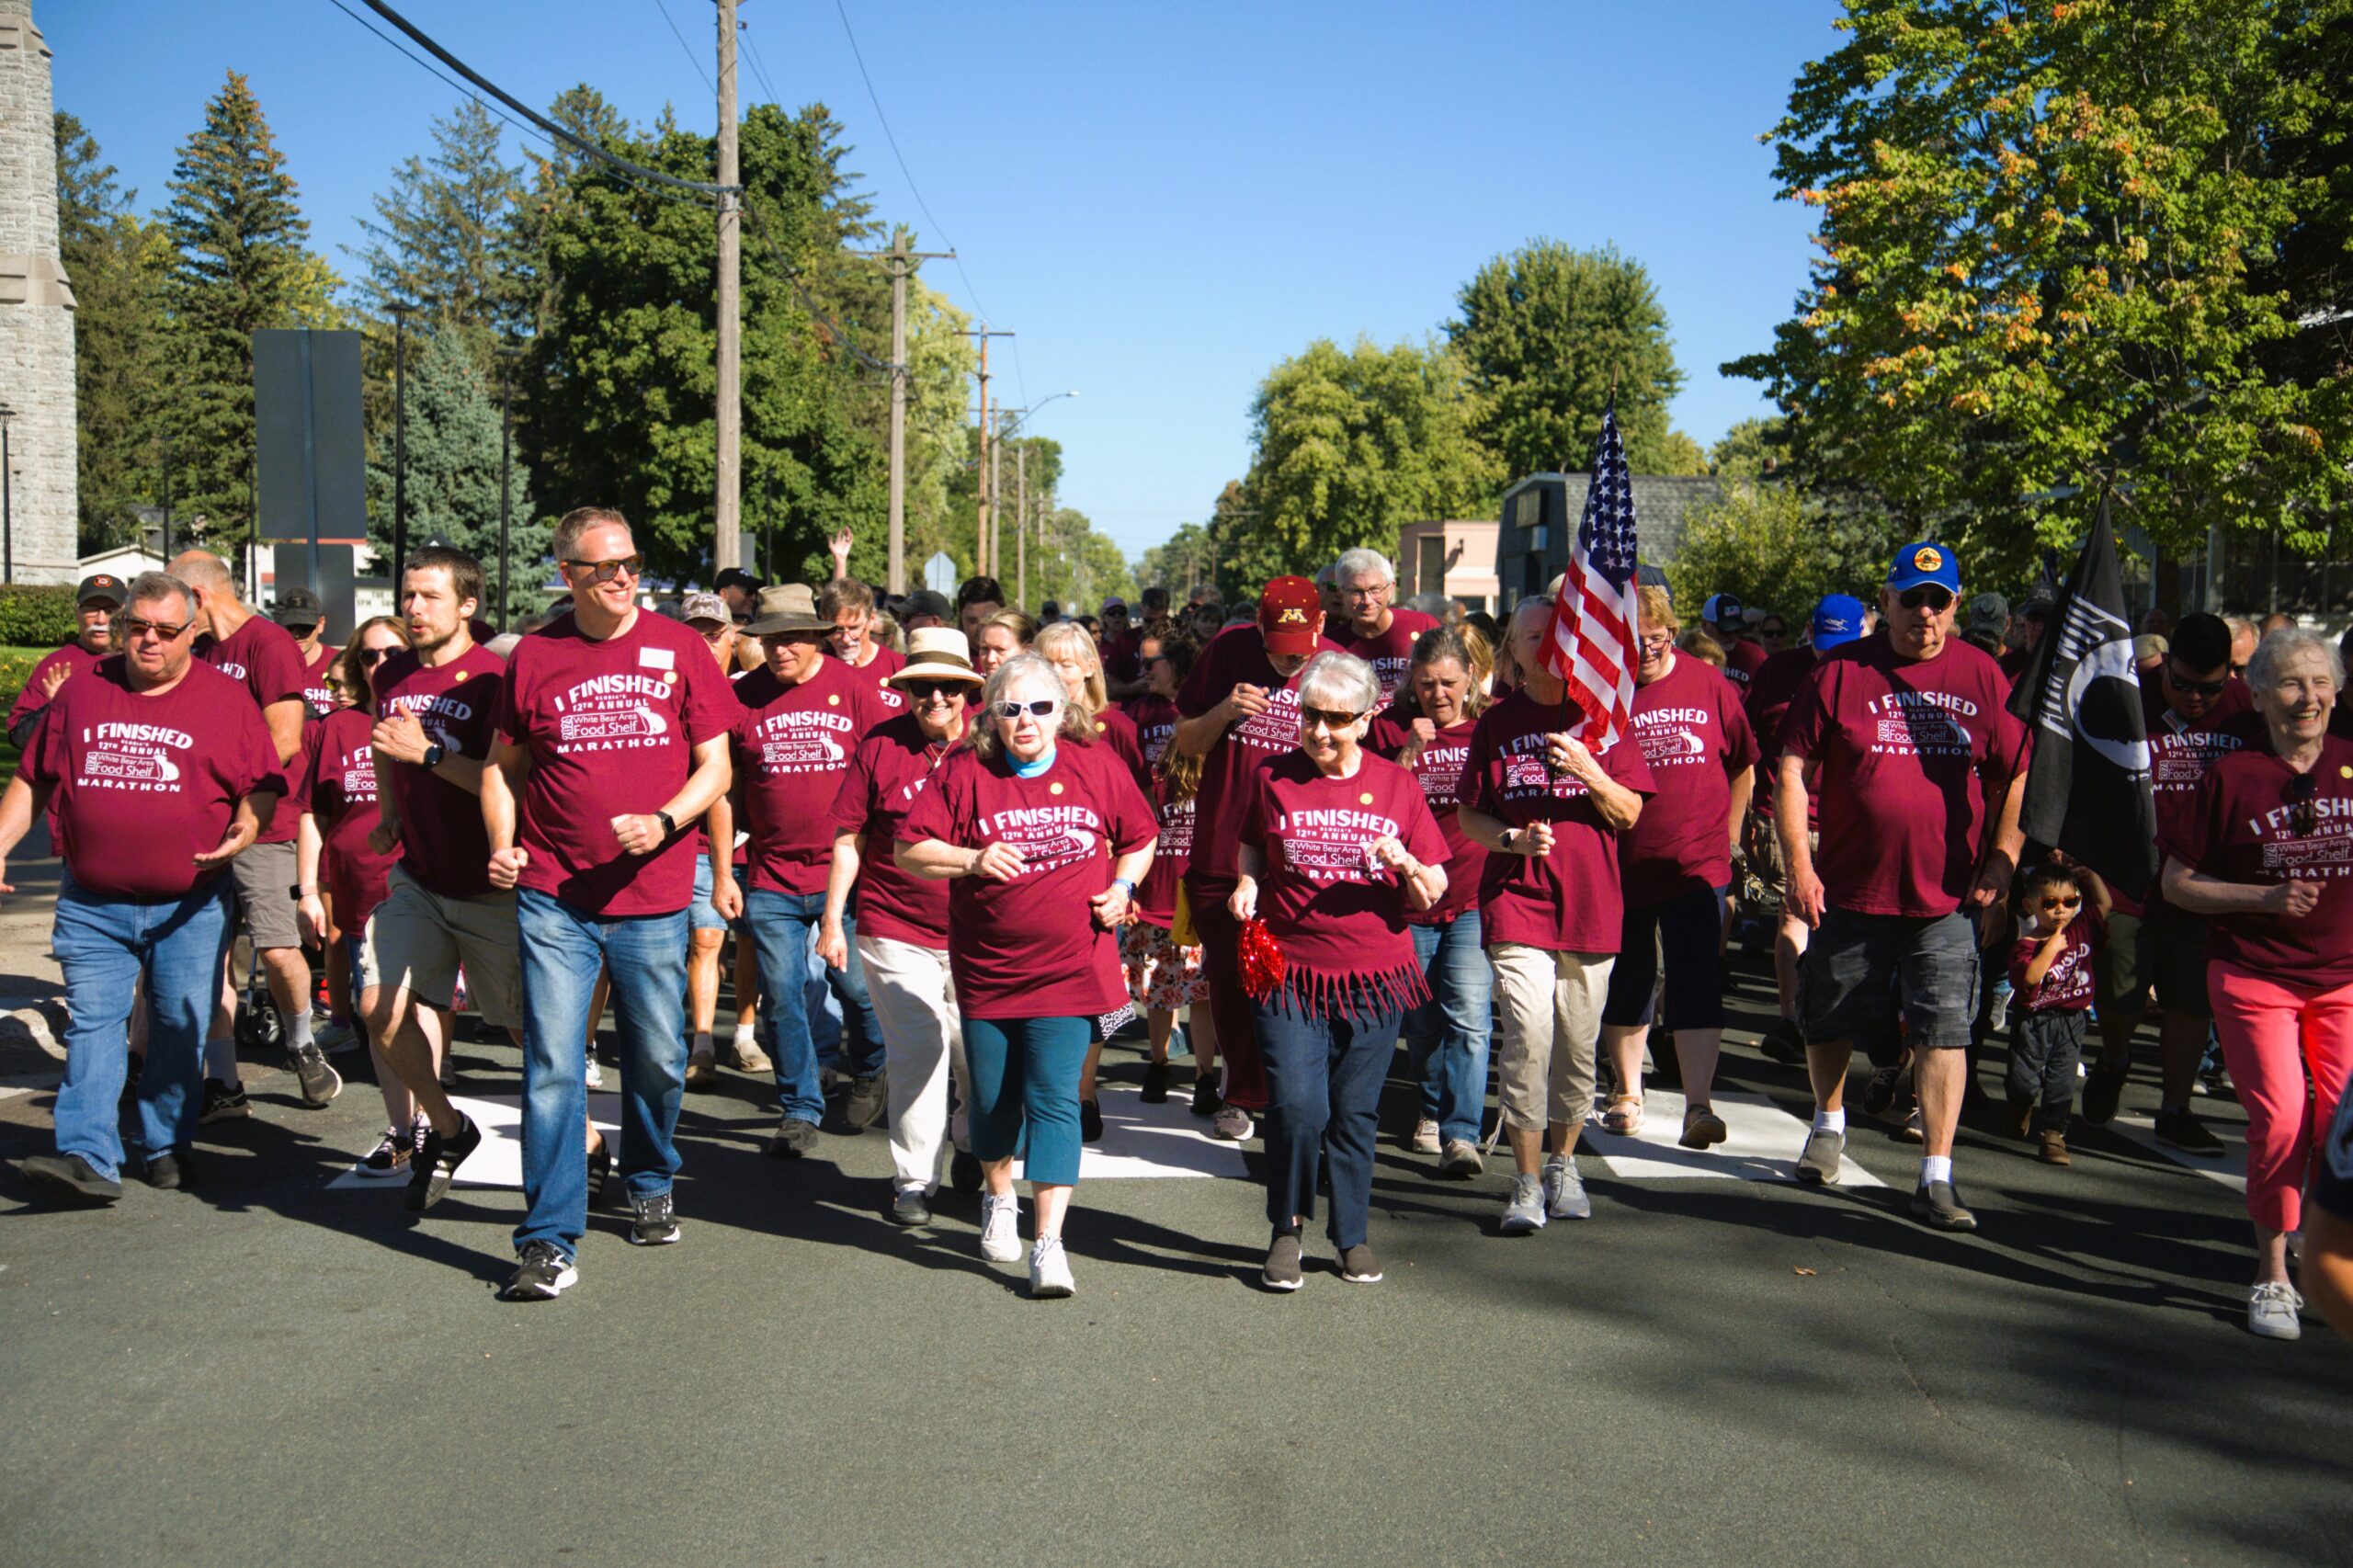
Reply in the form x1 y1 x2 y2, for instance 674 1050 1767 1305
1579 1087 1888 1187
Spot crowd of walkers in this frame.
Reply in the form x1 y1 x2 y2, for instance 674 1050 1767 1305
5 517 2351 1341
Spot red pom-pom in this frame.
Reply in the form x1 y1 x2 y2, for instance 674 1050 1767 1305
1238 916 1287 998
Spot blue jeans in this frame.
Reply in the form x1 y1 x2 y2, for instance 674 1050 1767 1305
962 1015 1090 1187
516 890 689 1256
50 869 233 1179
1404 909 1491 1144
747 888 883 1124
1254 985 1403 1249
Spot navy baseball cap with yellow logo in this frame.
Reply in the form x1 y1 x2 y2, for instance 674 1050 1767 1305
1886 540 1961 595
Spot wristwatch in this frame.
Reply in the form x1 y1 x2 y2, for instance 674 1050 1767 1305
421 742 446 768
290 883 315 899
1500 828 1518 854
1110 876 1136 902
654 810 677 838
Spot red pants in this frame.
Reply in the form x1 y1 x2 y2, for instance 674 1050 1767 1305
2208 959 2353 1233
1187 878 1267 1112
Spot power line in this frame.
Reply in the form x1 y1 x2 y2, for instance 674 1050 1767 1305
742 17 784 106
322 0 559 164
651 0 714 94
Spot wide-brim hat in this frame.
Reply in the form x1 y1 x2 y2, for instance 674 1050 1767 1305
887 627 985 689
745 583 832 636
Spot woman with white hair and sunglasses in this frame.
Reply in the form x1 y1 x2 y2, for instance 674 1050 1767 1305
1230 651 1448 1290
897 653 1156 1297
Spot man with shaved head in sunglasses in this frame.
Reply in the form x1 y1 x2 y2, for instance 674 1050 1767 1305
1774 540 2027 1232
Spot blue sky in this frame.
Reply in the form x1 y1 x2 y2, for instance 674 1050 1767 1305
49 0 1839 564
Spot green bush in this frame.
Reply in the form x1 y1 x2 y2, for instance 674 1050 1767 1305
0 585 79 649
0 645 51 722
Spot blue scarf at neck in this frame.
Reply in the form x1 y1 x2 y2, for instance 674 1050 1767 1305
1011 746 1057 778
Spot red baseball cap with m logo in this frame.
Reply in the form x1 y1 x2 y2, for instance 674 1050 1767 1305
1257 576 1322 655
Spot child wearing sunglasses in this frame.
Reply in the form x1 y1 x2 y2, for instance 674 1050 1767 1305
2006 859 2109 1165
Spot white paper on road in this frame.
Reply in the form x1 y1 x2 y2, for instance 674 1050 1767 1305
1579 1087 1888 1187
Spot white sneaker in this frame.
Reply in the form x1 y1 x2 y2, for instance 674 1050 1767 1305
1542 1153 1591 1220
1409 1117 1440 1153
1211 1104 1256 1142
585 1056 604 1090
979 1193 1022 1263
1029 1235 1075 1298
2247 1280 2303 1340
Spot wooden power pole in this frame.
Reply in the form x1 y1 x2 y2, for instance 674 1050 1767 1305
853 229 952 594
967 326 1012 577
714 0 742 575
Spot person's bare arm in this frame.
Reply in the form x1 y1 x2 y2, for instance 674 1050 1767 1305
1457 804 1554 860
1725 765 1755 857
1173 685 1268 758
373 711 488 796
1777 752 1825 928
2308 1207 2353 1338
1546 733 1641 830
1092 841 1157 928
263 697 305 767
0 774 52 895
898 837 1027 881
2020 926 2069 988
483 738 531 888
816 832 862 968
2161 859 2323 919
296 812 329 947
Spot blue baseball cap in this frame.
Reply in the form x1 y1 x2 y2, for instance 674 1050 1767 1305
1885 540 1961 594
1812 593 1868 651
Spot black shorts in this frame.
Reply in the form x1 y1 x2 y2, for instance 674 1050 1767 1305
1601 882 1727 1031
1799 907 1980 1051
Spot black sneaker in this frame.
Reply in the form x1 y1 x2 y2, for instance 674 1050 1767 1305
890 1186 931 1226
585 1139 616 1210
1263 1228 1304 1291
1080 1097 1104 1143
842 1074 887 1131
1758 1017 1808 1066
627 1189 680 1245
1337 1243 1383 1284
405 1113 483 1213
1189 1073 1222 1119
1911 1178 1978 1232
765 1116 820 1159
1861 1063 1907 1119
2081 1059 2127 1126
1140 1061 1172 1104
359 1125 412 1178
198 1079 249 1124
2154 1108 2225 1156
142 1151 196 1190
20 1153 122 1205
500 1241 577 1301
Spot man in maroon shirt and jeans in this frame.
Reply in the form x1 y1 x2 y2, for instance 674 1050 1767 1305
1777 542 2026 1231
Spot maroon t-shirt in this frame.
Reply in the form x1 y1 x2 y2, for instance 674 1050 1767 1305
2135 675 2263 918
1369 707 1483 926
1125 693 1180 771
300 642 338 716
899 740 1156 1019
1103 630 1144 688
2008 911 2097 1012
1779 635 2025 919
1176 623 1347 888
1722 635 1768 695
1133 780 1195 927
823 711 956 948
1346 608 1441 703
1241 750 1447 1006
1746 645 1818 825
856 643 909 716
494 610 737 916
7 642 102 733
732 654 891 897
1621 654 1758 906
24 656 280 899
375 643 505 899
1458 687 1657 954
199 615 310 845
1090 704 1147 789
304 704 401 930
2160 733 2353 986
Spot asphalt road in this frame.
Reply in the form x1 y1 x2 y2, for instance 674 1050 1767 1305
1 919 2347 1565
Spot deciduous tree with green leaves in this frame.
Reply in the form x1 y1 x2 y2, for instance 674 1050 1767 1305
1728 0 2348 582
57 112 169 552
1671 479 1903 627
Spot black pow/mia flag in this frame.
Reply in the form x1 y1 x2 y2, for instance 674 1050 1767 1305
2006 494 2161 901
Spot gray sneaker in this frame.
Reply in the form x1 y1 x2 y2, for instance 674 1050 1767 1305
1542 1153 1591 1220
1910 1178 1978 1233
1795 1125 1845 1186
2246 1281 2303 1341
290 1043 342 1107
1438 1138 1484 1179
1499 1173 1547 1234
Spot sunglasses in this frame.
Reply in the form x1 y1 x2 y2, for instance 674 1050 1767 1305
563 554 643 584
357 646 396 666
2166 668 2229 699
120 617 191 642
1760 623 1788 638
904 680 967 701
1299 704 1368 730
2037 893 2083 909
2287 772 2319 837
996 699 1059 719
1897 585 1955 612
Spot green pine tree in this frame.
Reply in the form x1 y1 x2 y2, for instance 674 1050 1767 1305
351 98 533 370
367 326 537 624
57 111 170 552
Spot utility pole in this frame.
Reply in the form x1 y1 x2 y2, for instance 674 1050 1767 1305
1015 441 1027 609
851 229 951 594
714 0 742 577
966 326 1013 576
989 407 1004 586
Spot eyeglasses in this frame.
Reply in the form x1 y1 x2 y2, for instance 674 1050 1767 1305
2165 667 2229 699
1299 704 1368 731
700 627 733 644
2287 772 2319 837
1897 585 1955 613
563 554 642 584
357 646 396 666
1637 632 1676 653
120 617 191 642
1760 623 1788 639
904 680 967 701
996 699 1058 719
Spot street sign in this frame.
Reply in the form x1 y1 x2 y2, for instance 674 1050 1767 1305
925 551 957 595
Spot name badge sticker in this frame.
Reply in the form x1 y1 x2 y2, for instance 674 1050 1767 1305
639 647 676 672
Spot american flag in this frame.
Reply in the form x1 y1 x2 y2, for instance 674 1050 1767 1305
1541 404 1640 753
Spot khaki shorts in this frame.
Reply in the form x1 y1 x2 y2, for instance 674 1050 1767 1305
231 839 302 950
360 863 524 1028
1490 941 1614 1133
1744 820 1819 913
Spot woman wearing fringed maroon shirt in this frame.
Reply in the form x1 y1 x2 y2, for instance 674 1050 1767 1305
897 653 1156 1299
1231 653 1449 1290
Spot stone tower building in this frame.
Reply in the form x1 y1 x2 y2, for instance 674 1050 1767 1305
0 0 75 585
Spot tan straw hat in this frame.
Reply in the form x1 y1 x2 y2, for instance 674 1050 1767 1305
886 626 985 688
744 583 832 636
